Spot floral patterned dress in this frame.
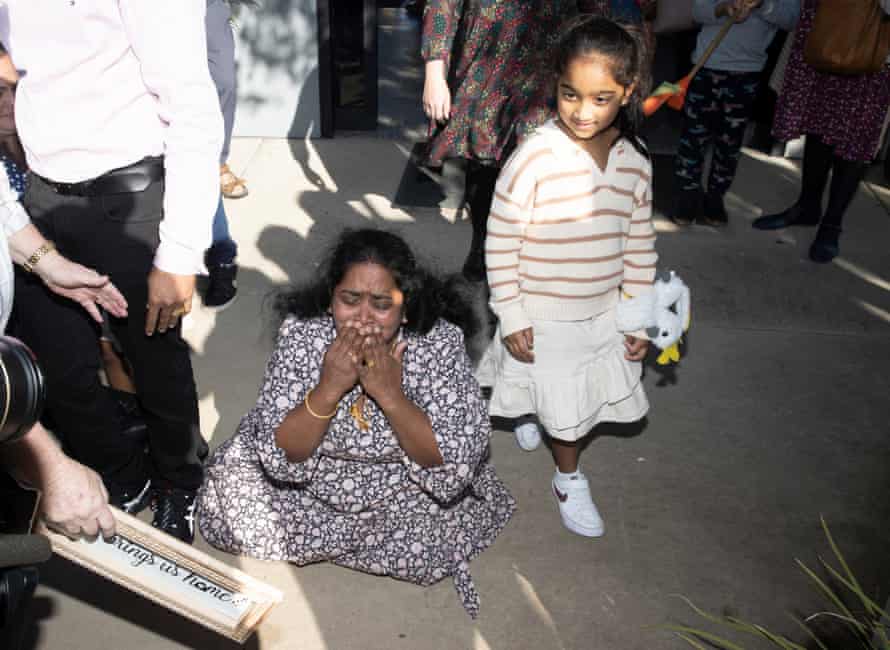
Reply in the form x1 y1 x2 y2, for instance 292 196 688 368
197 316 515 617
772 0 890 162
421 0 585 166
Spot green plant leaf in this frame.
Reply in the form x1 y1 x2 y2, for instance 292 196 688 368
818 517 890 648
672 595 753 634
804 610 876 650
674 595 805 647
805 611 864 627
788 613 829 650
674 632 713 649
663 624 748 650
796 559 868 637
726 618 805 649
818 556 889 627
821 517 872 614
663 520 889 650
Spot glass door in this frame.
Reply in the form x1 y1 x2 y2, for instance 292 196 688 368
317 0 378 134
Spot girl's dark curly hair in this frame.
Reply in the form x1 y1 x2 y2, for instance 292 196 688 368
275 229 487 345
553 14 652 158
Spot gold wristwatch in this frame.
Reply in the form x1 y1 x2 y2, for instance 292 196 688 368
23 241 56 273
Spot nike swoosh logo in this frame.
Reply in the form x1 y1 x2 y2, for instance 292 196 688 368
553 485 567 503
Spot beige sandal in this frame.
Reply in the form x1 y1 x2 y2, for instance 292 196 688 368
220 163 248 199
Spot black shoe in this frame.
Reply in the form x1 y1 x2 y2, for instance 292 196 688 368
809 225 841 264
108 478 153 515
204 263 238 310
752 202 821 230
701 193 728 226
669 191 700 226
151 488 197 544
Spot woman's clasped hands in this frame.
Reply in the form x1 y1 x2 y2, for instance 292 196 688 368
321 320 408 409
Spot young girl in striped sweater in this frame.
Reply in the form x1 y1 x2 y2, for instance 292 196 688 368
480 16 656 538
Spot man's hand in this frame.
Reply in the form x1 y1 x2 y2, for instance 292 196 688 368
35 251 128 323
146 267 195 335
40 454 116 540
1 422 115 539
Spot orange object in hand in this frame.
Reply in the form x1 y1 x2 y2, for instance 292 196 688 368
665 76 690 110
642 80 683 116
642 20 733 118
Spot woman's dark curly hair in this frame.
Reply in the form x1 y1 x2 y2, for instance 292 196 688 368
275 229 486 342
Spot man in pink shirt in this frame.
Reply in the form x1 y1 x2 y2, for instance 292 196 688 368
1 0 223 544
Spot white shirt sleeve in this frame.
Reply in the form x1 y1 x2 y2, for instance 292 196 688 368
0 164 29 237
119 0 224 275
0 5 9 55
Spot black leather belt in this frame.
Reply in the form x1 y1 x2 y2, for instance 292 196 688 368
35 156 164 197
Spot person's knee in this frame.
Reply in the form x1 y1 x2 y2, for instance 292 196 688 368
47 361 105 408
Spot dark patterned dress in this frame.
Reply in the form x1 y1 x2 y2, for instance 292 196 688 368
197 316 515 617
421 0 585 166
772 0 890 162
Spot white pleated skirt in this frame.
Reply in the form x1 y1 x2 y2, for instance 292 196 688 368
476 307 649 442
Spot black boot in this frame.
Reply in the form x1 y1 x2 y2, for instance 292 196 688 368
461 161 500 282
808 156 865 263
753 134 833 230
809 225 842 263
669 189 700 226
204 262 238 309
151 488 197 544
702 192 728 226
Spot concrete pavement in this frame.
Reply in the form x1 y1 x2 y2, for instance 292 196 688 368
25 134 890 650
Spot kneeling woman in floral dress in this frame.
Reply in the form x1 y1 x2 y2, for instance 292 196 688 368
197 228 514 617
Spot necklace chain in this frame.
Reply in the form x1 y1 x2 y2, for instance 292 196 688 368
350 394 370 431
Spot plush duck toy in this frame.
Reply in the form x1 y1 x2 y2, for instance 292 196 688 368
615 270 691 365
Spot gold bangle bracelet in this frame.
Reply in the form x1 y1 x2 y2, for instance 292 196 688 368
304 388 337 419
23 241 56 273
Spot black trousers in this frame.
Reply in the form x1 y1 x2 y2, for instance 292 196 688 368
11 173 205 490
674 69 760 197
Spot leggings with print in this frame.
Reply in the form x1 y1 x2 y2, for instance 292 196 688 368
674 69 760 197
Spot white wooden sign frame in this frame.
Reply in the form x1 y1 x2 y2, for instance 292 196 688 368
36 506 283 643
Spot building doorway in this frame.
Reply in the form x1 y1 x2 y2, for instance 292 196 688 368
317 0 378 135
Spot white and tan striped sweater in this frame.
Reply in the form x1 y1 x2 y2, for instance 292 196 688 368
485 119 658 337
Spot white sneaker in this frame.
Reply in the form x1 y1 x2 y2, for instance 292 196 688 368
514 422 542 451
552 472 604 537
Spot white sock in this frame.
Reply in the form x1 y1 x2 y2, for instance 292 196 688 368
555 468 580 482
